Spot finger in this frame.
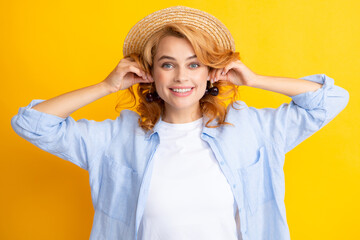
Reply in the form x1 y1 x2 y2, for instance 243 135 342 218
219 68 227 81
212 69 218 83
222 67 228 76
128 65 146 79
210 69 217 83
126 60 148 77
222 63 233 77
213 68 220 83
215 68 224 82
137 77 153 84
218 68 226 81
143 74 155 83
125 56 135 62
146 73 154 82
137 72 153 83
207 70 212 82
120 57 133 64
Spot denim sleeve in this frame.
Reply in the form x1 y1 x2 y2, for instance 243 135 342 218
248 74 349 155
10 99 119 170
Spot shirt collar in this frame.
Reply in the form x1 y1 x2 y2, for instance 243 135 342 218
144 114 219 141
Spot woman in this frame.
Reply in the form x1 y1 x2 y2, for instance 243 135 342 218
11 6 349 240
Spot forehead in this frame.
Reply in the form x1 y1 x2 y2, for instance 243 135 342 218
155 36 195 57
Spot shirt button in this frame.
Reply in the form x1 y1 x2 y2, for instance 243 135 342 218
233 184 236 188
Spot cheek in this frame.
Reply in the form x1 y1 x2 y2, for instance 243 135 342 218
153 72 166 88
198 74 209 89
154 79 169 96
199 82 208 92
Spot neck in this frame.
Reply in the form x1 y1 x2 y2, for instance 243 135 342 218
162 104 202 124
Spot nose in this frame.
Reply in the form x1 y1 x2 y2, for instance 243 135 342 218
174 65 189 82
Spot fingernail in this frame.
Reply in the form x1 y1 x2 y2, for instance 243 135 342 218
207 76 210 80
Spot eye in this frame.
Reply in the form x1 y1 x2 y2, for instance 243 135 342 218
190 63 200 68
161 62 200 69
161 63 173 69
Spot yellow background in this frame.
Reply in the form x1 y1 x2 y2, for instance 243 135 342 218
2 0 359 239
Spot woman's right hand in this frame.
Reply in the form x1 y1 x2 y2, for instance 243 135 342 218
102 57 154 93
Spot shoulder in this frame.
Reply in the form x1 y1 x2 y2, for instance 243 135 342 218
116 109 140 126
225 100 251 120
225 100 266 133
118 109 140 119
226 100 249 112
115 109 151 137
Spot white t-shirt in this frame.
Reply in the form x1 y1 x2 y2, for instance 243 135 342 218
138 117 242 240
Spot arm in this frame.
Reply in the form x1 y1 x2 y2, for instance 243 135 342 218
248 74 349 156
11 81 115 170
29 55 155 119
211 61 349 158
210 59 323 97
11 57 152 170
249 74 323 97
11 91 116 170
31 81 112 118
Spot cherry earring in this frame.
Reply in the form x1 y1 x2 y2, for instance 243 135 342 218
205 81 219 96
145 83 160 102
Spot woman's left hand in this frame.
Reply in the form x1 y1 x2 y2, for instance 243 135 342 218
208 59 258 87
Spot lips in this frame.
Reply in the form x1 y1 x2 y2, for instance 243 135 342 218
169 86 195 89
169 87 194 96
170 87 193 93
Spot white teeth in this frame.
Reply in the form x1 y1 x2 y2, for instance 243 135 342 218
171 88 192 93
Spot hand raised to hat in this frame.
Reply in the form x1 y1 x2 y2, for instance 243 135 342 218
102 57 154 93
209 60 258 87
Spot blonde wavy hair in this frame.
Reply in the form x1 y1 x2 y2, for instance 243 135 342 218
117 23 241 132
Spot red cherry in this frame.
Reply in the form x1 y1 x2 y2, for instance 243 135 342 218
209 87 219 96
146 93 154 102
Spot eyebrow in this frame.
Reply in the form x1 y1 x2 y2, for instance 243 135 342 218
157 54 197 62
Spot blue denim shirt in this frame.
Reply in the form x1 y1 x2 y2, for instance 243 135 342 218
11 74 349 240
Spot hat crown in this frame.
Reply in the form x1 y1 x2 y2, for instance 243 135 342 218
123 5 235 57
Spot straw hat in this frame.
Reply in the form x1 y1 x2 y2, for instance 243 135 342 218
123 5 236 57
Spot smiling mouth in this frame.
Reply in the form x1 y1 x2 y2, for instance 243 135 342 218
170 87 194 93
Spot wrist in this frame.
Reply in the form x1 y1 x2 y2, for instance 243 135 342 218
98 81 116 95
247 74 262 88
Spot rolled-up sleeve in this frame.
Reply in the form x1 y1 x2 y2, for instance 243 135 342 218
248 74 349 155
11 99 118 170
